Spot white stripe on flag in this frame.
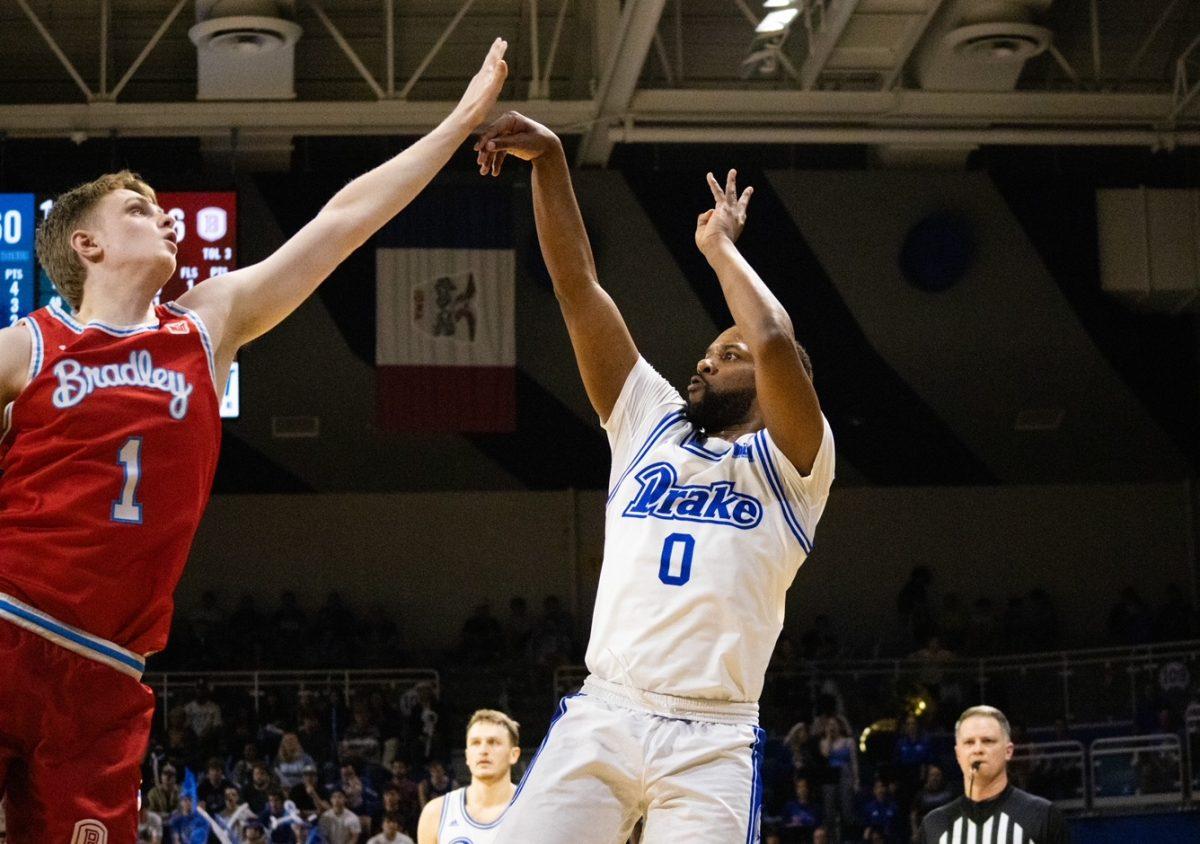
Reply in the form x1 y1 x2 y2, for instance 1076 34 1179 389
376 247 515 367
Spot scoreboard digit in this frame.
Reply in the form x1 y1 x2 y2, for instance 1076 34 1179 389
0 194 35 327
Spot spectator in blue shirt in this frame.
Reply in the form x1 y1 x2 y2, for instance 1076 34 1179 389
861 778 900 842
167 794 211 844
779 776 822 834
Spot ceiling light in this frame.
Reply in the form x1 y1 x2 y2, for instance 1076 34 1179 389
756 8 799 34
763 0 796 7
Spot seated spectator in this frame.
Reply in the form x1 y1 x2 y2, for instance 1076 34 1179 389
400 682 443 763
417 760 455 808
242 818 268 843
909 763 954 840
231 741 265 789
319 789 363 844
385 758 422 835
371 785 414 837
860 778 900 842
461 602 504 664
183 680 224 749
258 790 294 843
290 764 332 816
241 762 277 814
138 802 164 843
777 776 822 838
341 703 384 766
367 811 415 844
276 732 317 790
297 710 332 772
212 785 256 842
146 764 181 818
167 794 211 844
198 756 235 814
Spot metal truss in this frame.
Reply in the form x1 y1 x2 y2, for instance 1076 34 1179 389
1 0 1199 163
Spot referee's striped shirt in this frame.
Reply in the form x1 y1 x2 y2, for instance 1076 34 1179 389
917 784 1069 844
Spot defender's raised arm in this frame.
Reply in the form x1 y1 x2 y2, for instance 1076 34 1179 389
178 38 510 374
475 111 637 422
696 169 824 474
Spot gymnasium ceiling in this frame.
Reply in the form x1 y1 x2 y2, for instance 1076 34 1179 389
0 1 1197 165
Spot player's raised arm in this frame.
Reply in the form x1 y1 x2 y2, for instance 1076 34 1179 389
0 323 32 410
177 38 509 364
696 169 824 474
475 111 637 422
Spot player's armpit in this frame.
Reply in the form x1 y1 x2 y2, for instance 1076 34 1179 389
0 322 33 408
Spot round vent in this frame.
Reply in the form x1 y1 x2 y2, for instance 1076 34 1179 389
189 15 302 56
943 22 1051 63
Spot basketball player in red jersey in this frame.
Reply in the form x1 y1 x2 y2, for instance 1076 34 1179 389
0 39 508 844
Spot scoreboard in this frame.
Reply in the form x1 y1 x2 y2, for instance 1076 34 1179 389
1 191 239 417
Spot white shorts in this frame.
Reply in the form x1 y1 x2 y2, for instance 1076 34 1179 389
494 683 766 844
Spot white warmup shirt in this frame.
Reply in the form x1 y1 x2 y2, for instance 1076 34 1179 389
586 357 835 704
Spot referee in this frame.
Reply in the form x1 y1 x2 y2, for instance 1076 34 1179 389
918 705 1069 844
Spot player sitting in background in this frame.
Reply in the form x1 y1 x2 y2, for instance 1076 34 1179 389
474 113 835 843
417 709 521 844
0 40 508 843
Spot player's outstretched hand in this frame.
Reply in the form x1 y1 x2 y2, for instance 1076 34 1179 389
454 38 509 128
473 111 562 176
695 169 753 255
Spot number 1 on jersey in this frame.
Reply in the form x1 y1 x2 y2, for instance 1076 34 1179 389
112 437 144 524
659 532 695 586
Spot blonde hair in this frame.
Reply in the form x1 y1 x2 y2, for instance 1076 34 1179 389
466 709 520 747
955 705 1011 741
35 170 157 310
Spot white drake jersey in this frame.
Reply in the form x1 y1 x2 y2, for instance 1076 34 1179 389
438 787 505 844
586 357 835 705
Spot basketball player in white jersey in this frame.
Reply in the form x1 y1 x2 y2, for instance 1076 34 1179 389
473 114 835 843
417 710 521 844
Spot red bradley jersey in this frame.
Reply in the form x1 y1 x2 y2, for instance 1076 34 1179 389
0 302 221 655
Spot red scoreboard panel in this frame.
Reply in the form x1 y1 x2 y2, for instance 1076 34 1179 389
156 192 237 303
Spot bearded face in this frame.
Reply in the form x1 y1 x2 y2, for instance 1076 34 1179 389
685 378 755 435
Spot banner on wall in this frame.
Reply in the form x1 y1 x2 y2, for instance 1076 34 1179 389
375 185 515 432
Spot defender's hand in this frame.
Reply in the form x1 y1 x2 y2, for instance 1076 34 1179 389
453 38 509 128
473 111 563 176
696 169 753 255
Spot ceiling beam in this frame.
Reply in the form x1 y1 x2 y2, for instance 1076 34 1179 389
800 0 864 90
0 90 1193 147
576 0 669 166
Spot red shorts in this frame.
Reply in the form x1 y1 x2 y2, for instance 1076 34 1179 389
0 620 154 843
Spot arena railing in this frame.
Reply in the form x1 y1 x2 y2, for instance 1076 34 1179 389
143 668 440 729
1010 740 1087 811
1090 734 1185 810
555 639 1200 727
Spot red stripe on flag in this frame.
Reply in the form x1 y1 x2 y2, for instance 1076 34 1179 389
376 365 516 432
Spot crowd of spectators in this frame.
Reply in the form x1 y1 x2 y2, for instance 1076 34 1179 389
8 577 1183 843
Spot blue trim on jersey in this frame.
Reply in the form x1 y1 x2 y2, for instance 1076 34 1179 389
680 431 730 462
745 727 767 844
0 597 145 675
163 301 218 387
23 316 44 380
48 302 159 337
752 431 812 554
509 692 582 808
607 409 687 505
